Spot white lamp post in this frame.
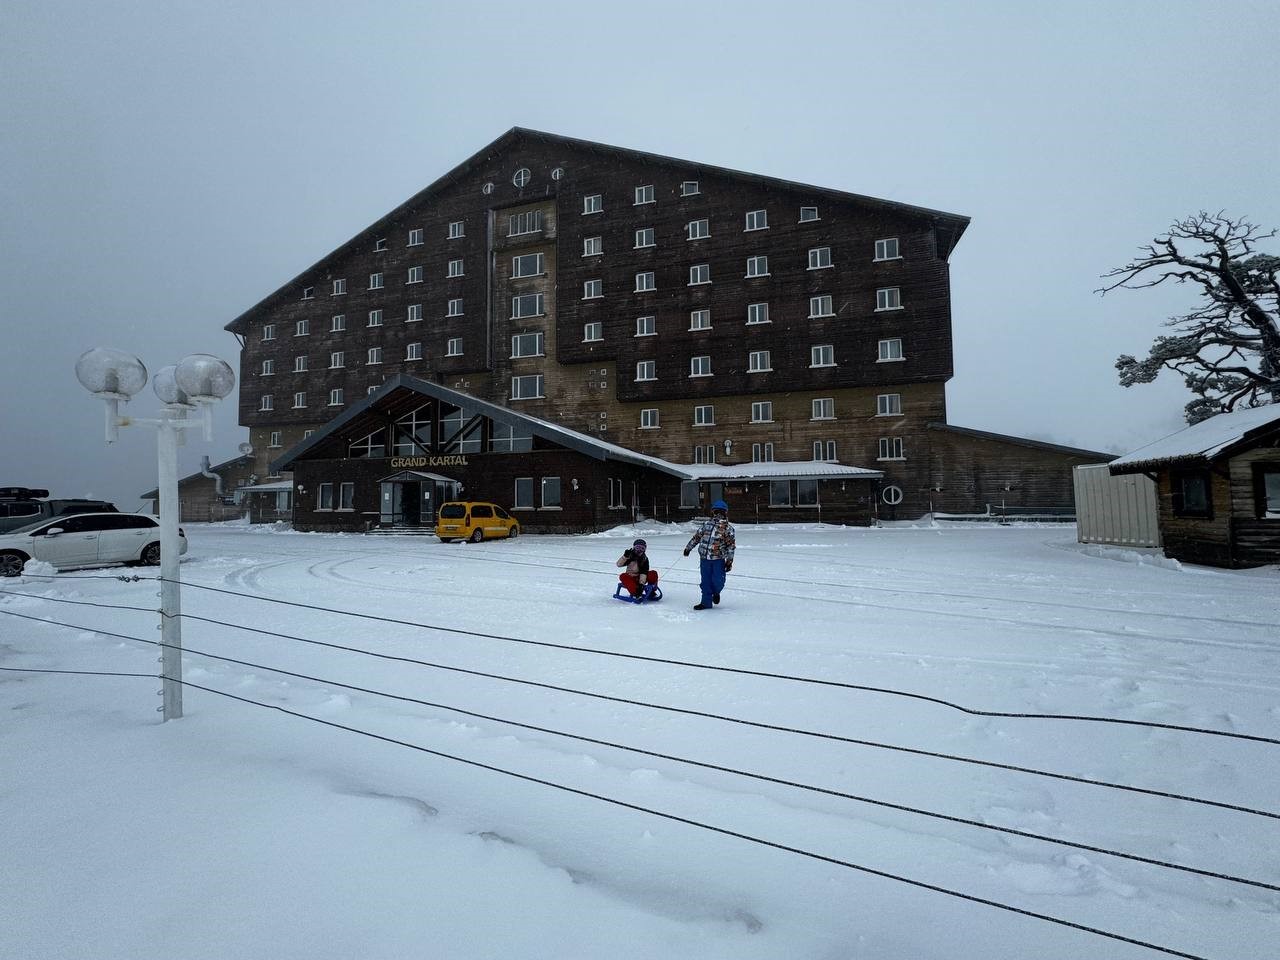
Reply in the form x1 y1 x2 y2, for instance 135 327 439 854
76 348 235 721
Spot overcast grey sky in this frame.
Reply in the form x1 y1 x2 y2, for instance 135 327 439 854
3 0 1277 509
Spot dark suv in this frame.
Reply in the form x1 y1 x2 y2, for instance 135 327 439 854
0 487 118 534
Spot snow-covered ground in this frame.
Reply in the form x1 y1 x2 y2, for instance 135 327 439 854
2 521 1278 960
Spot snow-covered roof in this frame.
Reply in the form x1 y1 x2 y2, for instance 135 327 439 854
237 480 293 493
679 461 883 481
1109 404 1280 473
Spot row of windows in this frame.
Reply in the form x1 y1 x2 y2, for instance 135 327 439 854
686 436 903 467
634 393 902 430
582 229 898 263
261 328 548 380
629 339 904 383
580 191 840 234
579 265 903 306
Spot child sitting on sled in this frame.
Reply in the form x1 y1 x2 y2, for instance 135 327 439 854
616 538 659 599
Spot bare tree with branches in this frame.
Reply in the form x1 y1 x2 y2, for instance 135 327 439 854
1100 211 1280 423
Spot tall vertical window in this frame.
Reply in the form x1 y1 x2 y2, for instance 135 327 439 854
746 255 769 277
447 299 463 317
262 324 275 340
368 309 383 327
874 237 900 260
294 355 308 372
407 266 423 284
447 259 464 277
635 315 656 336
635 271 656 292
748 350 771 372
582 194 603 214
693 404 714 425
446 338 463 357
799 206 819 222
583 321 603 342
694 444 716 464
407 303 423 322
812 397 835 420
511 332 544 357
747 302 770 325
583 279 603 299
541 477 562 508
634 184 655 204
689 309 711 330
808 247 833 270
302 287 314 299
878 437 905 460
368 347 383 365
689 356 712 377
640 408 660 429
295 319 309 336
813 440 837 462
751 401 773 422
876 287 903 311
752 442 774 462
331 314 346 331
745 209 768 231
810 344 835 367
512 253 544 277
877 393 903 416
686 218 710 240
293 391 306 408
339 482 355 510
261 359 274 375
329 351 344 368
636 360 656 381
583 236 603 257
514 477 534 508
447 221 465 239
511 293 545 318
689 263 710 285
634 227 656 248
809 295 834 318
260 394 273 411
407 228 424 246
878 338 904 361
508 210 543 236
329 388 344 406
269 431 282 448
406 342 422 360
369 272 384 290
317 483 334 510
332 278 346 295
609 478 625 509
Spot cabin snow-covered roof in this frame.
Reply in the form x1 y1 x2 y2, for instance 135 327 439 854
1109 404 1280 474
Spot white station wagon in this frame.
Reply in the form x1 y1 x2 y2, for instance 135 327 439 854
0 512 187 577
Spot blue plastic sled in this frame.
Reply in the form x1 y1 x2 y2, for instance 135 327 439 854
614 582 663 604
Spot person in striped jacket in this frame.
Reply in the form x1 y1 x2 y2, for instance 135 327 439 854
682 500 736 610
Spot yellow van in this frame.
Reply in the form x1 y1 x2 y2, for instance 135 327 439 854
435 501 521 543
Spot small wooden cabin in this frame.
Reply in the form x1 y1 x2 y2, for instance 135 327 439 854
1108 406 1280 568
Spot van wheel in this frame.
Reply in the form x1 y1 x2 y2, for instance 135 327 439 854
469 529 484 544
0 551 28 577
141 542 161 565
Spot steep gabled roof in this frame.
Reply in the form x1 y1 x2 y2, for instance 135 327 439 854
927 422 1114 460
226 127 970 335
1109 404 1280 474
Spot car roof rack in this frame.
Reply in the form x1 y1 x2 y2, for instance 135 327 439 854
0 487 50 500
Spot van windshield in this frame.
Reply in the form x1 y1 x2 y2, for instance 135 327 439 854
438 504 466 519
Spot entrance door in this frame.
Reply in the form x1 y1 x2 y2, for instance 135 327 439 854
380 481 402 526
402 482 421 526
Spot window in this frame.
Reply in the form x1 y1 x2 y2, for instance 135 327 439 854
446 338 463 357
583 236 603 257
332 278 346 295
689 263 710 285
608 478 625 509
747 302 770 325
374 238 387 252
490 422 533 453
690 355 711 377
796 480 819 506
317 483 334 510
769 481 792 507
408 228 424 246
512 253 544 277
583 321 603 342
448 221 465 239
694 444 716 464
634 227 655 248
294 355 308 372
407 303 423 322
514 477 534 509
269 431 282 448
748 350 771 372
367 385 379 396
511 332 544 358
635 271 656 292
447 298 463 317
636 360 656 381
329 388 344 406
752 442 774 463
447 259 464 278
293 391 306 408
681 180 700 196
693 404 714 425
634 184 655 204
810 344 835 367
261 359 274 376
640 408 659 429
407 266 423 284
508 210 543 236
876 287 902 311
406 342 422 361
1172 470 1212 517
512 293 545 318
295 319 309 336
329 351 344 369
690 309 711 330
809 295 834 318
338 482 354 511
877 393 902 416
878 338 904 362
745 209 768 231
799 206 819 222
583 279 603 299
512 167 531 187
259 394 273 411
813 440 837 462
808 246 833 270
686 218 710 240
881 485 904 506
368 347 383 365
541 476 562 508
511 374 544 400
582 194 602 214
812 397 835 420
635 315 656 337
369 272 384 290
680 480 699 508
751 401 773 423
875 237 900 260
877 437 906 460
331 314 346 332
1256 465 1280 518
368 309 383 327
262 324 275 341
746 255 769 277
304 429 315 439
302 286 314 300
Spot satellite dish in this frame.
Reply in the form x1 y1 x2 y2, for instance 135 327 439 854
238 442 254 456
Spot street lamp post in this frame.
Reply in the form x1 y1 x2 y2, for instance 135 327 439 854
76 348 235 721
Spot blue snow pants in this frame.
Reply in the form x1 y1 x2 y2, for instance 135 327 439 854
699 557 726 607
